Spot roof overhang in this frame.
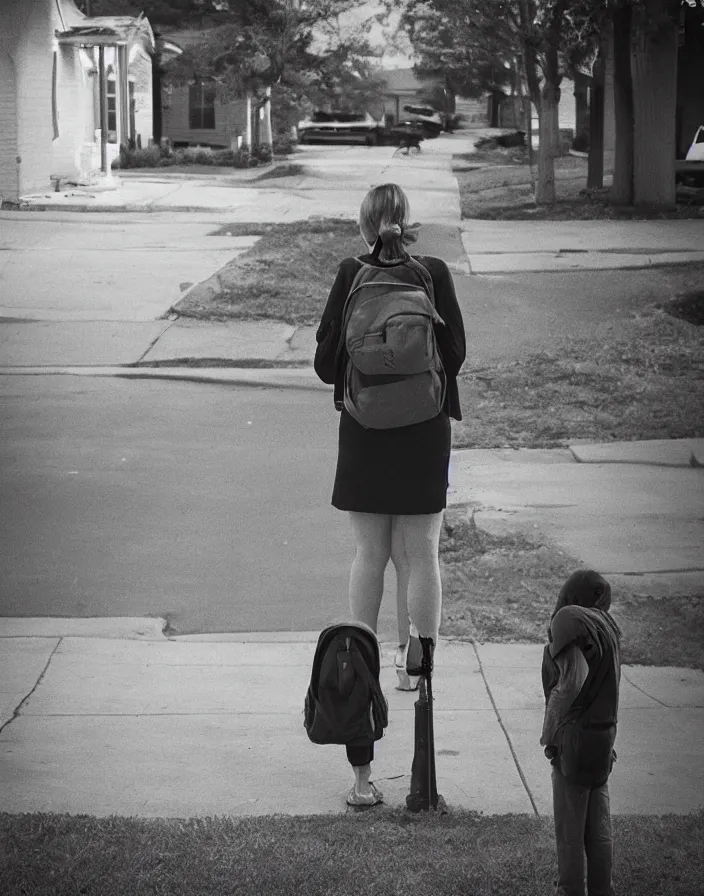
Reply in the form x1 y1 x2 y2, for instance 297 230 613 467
56 15 155 52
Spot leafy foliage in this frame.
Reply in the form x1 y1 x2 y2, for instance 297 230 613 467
160 0 387 126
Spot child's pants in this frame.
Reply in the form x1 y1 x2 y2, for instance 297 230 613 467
551 766 614 896
346 743 374 767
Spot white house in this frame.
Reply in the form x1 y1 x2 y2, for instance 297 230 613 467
0 0 154 204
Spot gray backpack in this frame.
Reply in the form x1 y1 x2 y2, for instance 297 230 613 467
340 257 446 429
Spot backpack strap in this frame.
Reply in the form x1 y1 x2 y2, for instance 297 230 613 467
348 643 389 738
402 255 436 305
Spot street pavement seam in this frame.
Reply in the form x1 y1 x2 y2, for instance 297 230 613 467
0 637 62 736
472 641 540 817
133 321 177 366
621 668 670 708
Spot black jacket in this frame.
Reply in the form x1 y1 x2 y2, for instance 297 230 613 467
314 253 466 420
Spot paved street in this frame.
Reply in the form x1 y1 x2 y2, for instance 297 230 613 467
0 375 414 637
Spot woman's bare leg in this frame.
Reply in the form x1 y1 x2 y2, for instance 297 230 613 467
391 517 411 646
396 512 444 668
347 511 392 632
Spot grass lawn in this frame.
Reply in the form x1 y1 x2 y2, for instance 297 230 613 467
454 300 704 449
172 219 363 326
438 508 704 669
452 152 704 220
2 811 702 896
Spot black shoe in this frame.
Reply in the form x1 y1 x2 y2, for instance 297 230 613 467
406 635 434 678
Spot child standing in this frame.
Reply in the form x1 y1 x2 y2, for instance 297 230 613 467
541 570 622 896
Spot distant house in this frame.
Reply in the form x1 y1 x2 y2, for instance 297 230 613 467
0 0 154 203
376 67 454 126
158 28 271 149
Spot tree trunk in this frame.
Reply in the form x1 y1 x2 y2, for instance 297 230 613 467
588 51 605 189
611 4 634 204
631 0 678 208
536 80 560 204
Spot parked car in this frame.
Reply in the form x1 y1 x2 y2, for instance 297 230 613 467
401 104 444 137
676 125 704 187
297 111 382 145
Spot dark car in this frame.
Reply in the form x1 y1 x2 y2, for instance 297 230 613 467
297 111 382 146
401 105 444 137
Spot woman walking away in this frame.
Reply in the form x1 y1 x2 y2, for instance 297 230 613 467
541 570 622 896
314 183 466 805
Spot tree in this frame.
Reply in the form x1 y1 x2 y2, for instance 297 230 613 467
393 0 599 203
597 0 703 209
159 0 387 137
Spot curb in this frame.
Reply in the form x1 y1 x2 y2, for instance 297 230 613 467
0 365 329 391
464 251 704 275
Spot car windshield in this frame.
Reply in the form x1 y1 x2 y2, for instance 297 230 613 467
403 105 437 117
311 112 367 123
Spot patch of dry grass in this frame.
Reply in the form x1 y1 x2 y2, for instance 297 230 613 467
454 305 704 449
438 509 704 669
171 219 363 325
453 153 704 219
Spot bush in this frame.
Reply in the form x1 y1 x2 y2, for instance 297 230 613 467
572 131 590 153
233 144 251 168
113 142 270 169
272 133 298 156
252 142 273 164
113 145 161 169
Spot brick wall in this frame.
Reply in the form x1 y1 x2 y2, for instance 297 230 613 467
0 0 56 200
0 52 19 202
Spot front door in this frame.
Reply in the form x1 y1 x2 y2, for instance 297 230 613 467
0 53 19 204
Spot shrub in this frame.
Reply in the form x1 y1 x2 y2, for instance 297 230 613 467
572 132 590 153
252 142 273 164
113 145 161 169
272 133 298 155
233 144 251 168
213 149 236 166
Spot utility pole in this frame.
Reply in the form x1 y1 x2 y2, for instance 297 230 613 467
85 0 93 15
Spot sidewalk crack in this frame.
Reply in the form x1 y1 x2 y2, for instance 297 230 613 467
472 642 540 816
621 668 670 708
133 321 174 366
0 637 63 736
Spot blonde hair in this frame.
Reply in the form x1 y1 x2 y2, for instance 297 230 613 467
359 183 420 261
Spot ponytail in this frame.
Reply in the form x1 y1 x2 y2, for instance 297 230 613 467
377 223 403 261
375 221 421 261
360 183 421 262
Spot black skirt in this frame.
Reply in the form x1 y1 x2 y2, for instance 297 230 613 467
332 410 452 515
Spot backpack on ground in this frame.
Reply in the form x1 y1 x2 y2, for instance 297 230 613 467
304 621 388 747
337 256 446 429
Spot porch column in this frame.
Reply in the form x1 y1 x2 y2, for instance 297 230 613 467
116 43 129 148
98 45 108 172
245 93 252 147
261 85 272 145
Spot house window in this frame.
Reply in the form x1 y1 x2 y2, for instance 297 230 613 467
107 77 117 141
189 82 216 130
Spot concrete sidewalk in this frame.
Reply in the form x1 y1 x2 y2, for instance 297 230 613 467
1 620 702 818
462 219 704 273
1 439 703 818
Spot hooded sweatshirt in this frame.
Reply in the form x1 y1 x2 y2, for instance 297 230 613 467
540 570 622 751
